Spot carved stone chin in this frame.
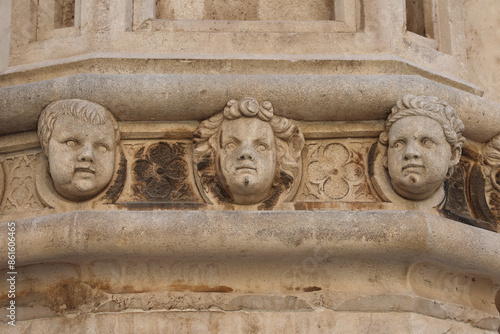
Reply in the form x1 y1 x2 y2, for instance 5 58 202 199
193 97 304 207
37 99 120 202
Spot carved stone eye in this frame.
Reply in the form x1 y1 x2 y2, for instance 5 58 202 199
422 138 434 147
225 142 236 151
66 140 76 148
97 145 108 153
392 141 403 149
258 143 267 151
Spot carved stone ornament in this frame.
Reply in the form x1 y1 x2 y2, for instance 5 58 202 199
297 140 379 202
193 97 305 207
132 142 197 202
36 99 125 209
371 95 465 210
477 133 500 230
1 153 44 215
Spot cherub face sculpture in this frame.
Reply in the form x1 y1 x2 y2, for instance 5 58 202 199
380 95 465 200
218 117 277 204
193 97 304 206
38 99 120 201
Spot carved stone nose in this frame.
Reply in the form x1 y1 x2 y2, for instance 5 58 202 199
404 151 420 160
78 147 95 162
238 151 255 161
403 142 420 160
238 143 255 161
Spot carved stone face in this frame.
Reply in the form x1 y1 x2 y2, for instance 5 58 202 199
387 115 458 200
48 115 116 201
218 117 276 204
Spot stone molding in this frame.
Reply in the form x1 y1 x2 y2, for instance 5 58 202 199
0 211 498 330
1 73 499 141
0 55 480 94
1 210 498 273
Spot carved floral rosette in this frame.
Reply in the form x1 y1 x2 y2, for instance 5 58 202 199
297 140 379 203
131 141 197 202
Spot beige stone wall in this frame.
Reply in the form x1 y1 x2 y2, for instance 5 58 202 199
0 0 12 71
3 0 468 84
3 0 500 99
464 0 500 104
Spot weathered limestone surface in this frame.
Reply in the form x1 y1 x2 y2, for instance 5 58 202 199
464 0 500 104
0 0 11 71
2 0 500 332
3 0 500 104
1 311 495 334
0 211 499 332
5 1 467 81
0 73 498 141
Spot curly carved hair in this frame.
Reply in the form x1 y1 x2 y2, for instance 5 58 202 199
379 95 465 177
38 99 120 156
193 97 304 205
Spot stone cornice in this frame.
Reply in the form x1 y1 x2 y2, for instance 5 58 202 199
1 73 500 142
0 54 480 94
2 210 499 278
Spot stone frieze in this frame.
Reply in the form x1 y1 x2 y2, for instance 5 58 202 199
0 95 497 232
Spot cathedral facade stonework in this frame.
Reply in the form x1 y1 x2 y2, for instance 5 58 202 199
1 1 500 333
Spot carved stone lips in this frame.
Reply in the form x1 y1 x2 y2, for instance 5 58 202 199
402 163 424 170
74 166 95 174
236 166 256 171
